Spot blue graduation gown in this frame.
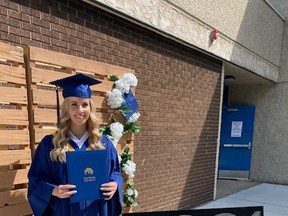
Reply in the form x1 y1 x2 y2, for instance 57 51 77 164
28 134 123 216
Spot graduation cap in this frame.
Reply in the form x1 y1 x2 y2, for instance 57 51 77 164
123 90 139 121
49 73 101 127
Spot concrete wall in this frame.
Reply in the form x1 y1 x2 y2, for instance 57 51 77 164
86 0 284 82
168 0 288 184
229 83 288 184
229 21 288 184
168 0 283 66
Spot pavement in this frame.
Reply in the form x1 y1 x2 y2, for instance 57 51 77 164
196 180 288 216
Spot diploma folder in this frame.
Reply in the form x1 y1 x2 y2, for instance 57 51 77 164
66 150 109 203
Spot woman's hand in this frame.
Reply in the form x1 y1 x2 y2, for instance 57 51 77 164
101 181 118 200
52 184 77 199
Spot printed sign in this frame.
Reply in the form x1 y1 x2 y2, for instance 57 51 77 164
231 121 243 137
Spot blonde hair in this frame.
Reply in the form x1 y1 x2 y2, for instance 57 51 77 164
50 98 104 162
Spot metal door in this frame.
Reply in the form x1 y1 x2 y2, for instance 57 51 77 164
218 105 256 179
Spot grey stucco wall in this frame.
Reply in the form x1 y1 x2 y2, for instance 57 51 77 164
229 21 288 184
87 0 282 82
230 83 288 184
167 0 283 67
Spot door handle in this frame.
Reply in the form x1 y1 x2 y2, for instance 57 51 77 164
223 142 251 149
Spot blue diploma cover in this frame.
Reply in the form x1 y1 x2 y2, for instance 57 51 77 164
66 150 109 203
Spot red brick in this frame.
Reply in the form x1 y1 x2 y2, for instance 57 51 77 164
0 5 8 15
9 26 30 38
31 16 50 28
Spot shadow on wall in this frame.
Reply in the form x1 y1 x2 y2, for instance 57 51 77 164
178 72 221 209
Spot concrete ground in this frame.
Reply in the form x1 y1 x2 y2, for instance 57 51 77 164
196 179 288 216
216 179 260 199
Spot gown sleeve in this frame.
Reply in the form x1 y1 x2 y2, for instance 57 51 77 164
101 135 123 216
27 135 59 216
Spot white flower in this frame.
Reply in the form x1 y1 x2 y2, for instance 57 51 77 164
115 79 130 94
122 73 138 87
107 89 124 108
126 188 134 196
118 154 122 164
123 160 136 177
110 122 124 140
128 112 141 123
134 189 138 197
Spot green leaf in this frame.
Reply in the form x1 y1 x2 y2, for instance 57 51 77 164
119 109 126 116
99 126 106 133
127 182 134 188
131 125 140 133
99 126 111 135
127 197 133 203
124 146 130 154
122 158 129 164
131 201 138 207
108 75 119 82
124 122 132 131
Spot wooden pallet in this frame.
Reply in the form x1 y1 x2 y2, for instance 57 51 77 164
0 43 136 214
25 46 136 213
0 42 32 216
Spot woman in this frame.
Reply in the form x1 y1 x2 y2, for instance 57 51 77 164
28 73 123 216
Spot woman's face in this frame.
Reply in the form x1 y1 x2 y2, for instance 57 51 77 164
68 97 91 127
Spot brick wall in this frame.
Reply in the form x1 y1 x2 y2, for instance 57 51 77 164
0 0 222 212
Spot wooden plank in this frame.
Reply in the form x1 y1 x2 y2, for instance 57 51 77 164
33 88 63 105
0 168 29 186
0 109 28 125
91 95 109 109
0 64 26 85
0 86 27 104
90 79 114 93
33 89 108 108
29 46 133 76
31 67 114 93
97 112 114 124
34 108 57 124
0 188 28 207
35 128 57 143
31 67 71 84
0 202 32 216
0 150 31 166
0 42 24 63
24 46 36 157
0 130 29 145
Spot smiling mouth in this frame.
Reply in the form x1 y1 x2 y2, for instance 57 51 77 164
75 115 85 119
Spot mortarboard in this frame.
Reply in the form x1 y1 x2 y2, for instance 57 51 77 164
49 73 101 127
50 73 101 99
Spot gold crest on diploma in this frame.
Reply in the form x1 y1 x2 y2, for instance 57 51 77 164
84 167 94 175
83 167 96 182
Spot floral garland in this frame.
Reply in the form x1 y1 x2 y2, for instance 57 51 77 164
100 73 140 207
123 182 138 207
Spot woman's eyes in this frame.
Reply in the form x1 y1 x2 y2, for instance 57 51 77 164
82 103 89 108
71 103 89 108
